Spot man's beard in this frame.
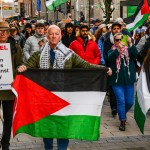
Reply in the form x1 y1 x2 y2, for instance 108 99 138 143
80 34 88 39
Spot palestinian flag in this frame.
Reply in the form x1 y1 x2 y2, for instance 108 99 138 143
134 70 150 133
46 0 68 11
12 69 108 141
124 0 150 32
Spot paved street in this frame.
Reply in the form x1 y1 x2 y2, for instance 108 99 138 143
0 97 150 150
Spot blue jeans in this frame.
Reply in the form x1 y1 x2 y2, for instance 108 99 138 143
43 138 69 150
112 84 134 120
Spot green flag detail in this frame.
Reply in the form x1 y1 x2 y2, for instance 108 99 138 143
134 70 150 134
46 0 68 11
12 69 108 141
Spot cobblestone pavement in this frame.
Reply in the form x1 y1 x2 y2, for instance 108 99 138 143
0 97 150 150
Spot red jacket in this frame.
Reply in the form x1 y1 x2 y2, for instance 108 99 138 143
69 36 101 64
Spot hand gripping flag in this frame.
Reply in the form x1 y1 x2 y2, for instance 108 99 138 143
124 0 150 32
46 0 68 11
12 69 108 141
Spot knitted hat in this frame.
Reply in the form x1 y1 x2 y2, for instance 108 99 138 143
98 24 106 29
25 23 32 29
44 22 50 26
95 18 101 23
30 20 36 24
135 29 141 34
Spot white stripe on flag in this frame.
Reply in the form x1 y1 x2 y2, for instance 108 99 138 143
126 10 143 29
46 0 55 6
52 92 106 116
137 71 150 115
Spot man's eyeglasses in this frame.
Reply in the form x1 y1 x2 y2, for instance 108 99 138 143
0 30 9 34
115 39 121 42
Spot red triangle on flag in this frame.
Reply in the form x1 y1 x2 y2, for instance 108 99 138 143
141 0 150 15
12 75 70 136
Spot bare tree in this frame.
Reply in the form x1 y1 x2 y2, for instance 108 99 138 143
98 0 115 24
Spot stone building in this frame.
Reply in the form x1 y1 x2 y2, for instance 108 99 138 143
14 0 150 23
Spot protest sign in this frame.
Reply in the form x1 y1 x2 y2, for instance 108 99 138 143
0 43 13 90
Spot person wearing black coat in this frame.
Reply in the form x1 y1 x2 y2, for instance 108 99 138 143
61 22 76 48
103 22 122 117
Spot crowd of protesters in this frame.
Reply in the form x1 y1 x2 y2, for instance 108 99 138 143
0 12 150 150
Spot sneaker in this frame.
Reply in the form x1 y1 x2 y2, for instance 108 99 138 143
119 120 126 131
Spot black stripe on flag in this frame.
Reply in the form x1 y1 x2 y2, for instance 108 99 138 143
20 69 108 92
124 0 143 24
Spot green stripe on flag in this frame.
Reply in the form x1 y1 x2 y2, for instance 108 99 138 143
127 14 149 32
47 5 55 11
16 115 101 141
47 0 68 11
53 0 68 7
134 93 146 134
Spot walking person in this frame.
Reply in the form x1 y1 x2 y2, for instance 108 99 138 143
23 23 46 61
108 33 138 131
61 22 76 48
0 21 23 150
104 22 123 117
69 25 101 65
95 24 107 65
18 24 112 150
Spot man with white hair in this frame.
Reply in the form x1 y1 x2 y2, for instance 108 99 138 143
18 25 112 150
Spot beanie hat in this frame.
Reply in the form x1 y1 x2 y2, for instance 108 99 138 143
25 23 32 29
98 24 106 29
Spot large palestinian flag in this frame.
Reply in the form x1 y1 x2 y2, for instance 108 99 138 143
134 69 150 133
124 0 150 32
12 69 108 141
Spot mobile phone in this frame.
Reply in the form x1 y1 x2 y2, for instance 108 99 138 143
121 35 128 46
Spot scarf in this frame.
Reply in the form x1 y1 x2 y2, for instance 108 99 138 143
40 41 73 69
110 32 115 44
111 44 130 82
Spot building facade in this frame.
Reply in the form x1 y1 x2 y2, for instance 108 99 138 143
13 0 148 23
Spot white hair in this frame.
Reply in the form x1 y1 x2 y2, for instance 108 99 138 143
114 32 123 38
48 25 61 34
